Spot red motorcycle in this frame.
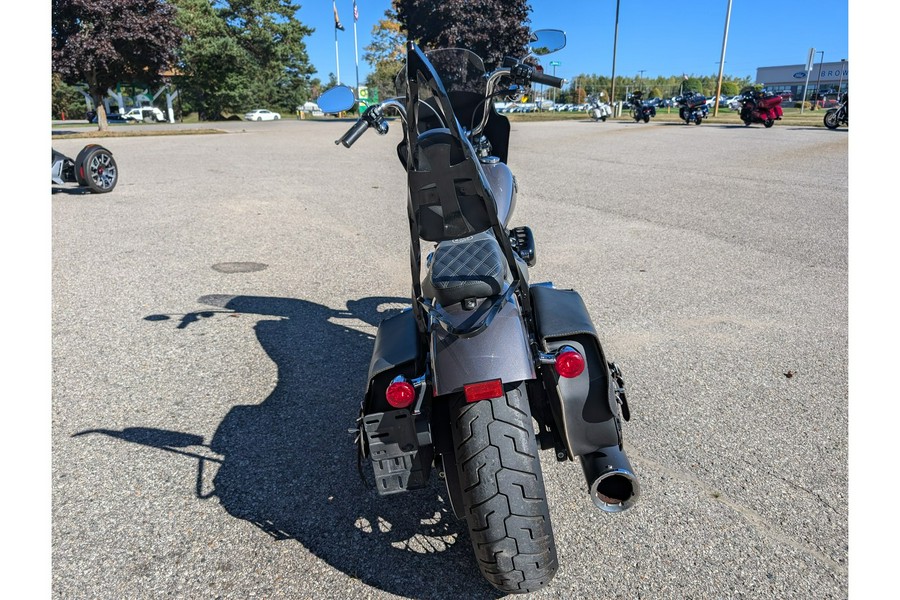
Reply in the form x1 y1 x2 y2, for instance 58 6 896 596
739 89 783 128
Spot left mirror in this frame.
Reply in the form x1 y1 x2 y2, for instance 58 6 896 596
318 85 356 114
529 29 567 56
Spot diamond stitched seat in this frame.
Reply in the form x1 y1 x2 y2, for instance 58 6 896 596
423 235 506 306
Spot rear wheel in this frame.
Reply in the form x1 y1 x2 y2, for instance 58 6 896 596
643 115 650 123
764 118 774 128
450 385 558 593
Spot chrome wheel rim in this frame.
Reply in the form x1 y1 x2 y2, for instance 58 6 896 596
88 153 116 190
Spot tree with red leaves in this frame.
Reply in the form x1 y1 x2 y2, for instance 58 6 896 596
52 0 182 130
393 0 532 70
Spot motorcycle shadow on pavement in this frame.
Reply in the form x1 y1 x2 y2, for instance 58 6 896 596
76 294 504 600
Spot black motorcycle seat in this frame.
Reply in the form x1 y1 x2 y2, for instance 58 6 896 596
423 233 506 306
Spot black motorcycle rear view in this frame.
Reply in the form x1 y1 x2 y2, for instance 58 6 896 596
319 29 639 594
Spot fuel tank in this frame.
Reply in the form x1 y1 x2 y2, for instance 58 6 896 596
480 159 516 227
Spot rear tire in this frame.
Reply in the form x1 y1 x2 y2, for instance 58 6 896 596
450 385 558 593
643 115 650 123
764 118 774 128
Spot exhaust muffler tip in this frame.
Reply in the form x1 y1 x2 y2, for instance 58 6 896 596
580 447 640 513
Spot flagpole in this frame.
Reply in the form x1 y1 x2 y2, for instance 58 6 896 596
353 16 360 100
335 25 340 84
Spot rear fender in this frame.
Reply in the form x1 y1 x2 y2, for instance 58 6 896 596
430 295 535 396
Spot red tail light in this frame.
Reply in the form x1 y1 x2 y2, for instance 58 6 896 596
555 347 585 378
386 380 416 408
464 379 503 403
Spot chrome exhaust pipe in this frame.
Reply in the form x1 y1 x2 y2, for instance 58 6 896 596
579 445 639 513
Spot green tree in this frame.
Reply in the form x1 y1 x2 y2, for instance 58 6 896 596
365 8 406 64
221 0 316 111
393 0 531 70
364 8 407 101
171 0 252 119
52 0 182 130
52 73 87 120
720 80 740 96
684 77 704 94
172 0 316 119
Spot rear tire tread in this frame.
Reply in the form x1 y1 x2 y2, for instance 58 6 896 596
451 387 558 593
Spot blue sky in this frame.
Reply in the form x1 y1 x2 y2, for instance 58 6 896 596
306 1 849 86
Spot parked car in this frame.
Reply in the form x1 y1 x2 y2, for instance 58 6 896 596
89 112 128 124
244 109 281 121
123 106 165 122
726 96 743 110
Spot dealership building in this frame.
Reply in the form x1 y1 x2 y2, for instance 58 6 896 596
755 60 848 99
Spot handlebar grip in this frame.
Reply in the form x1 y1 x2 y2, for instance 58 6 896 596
337 119 369 148
532 72 564 88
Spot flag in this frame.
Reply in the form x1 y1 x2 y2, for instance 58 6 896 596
334 1 345 31
683 73 688 80
353 0 358 22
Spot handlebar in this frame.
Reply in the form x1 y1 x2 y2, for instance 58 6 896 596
531 71 564 88
335 118 370 148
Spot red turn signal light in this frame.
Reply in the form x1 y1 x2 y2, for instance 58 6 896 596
386 380 416 408
555 347 585 378
464 379 503 403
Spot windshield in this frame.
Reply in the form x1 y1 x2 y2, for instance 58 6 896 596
394 48 486 98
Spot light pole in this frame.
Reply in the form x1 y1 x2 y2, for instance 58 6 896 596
713 0 733 117
610 0 621 114
812 50 825 109
837 58 847 94
638 69 646 93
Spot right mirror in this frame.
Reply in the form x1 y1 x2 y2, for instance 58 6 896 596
529 29 566 56
317 85 356 114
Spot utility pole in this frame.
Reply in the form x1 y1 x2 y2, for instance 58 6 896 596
610 0 621 114
813 50 825 109
801 47 815 114
638 70 646 93
713 0 733 117
837 58 847 94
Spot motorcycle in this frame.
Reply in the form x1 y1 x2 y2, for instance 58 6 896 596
676 91 709 125
317 29 638 594
586 94 612 122
629 90 655 123
824 92 848 129
738 88 783 128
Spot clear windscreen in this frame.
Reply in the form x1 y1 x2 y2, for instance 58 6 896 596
394 48 487 98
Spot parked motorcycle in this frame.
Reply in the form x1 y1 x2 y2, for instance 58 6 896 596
676 91 709 125
629 90 655 123
739 88 783 128
586 94 612 122
824 92 848 129
318 30 638 594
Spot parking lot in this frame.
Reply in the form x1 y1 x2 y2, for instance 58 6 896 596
52 117 848 599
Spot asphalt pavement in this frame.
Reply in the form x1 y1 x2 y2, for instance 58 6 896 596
52 117 848 599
